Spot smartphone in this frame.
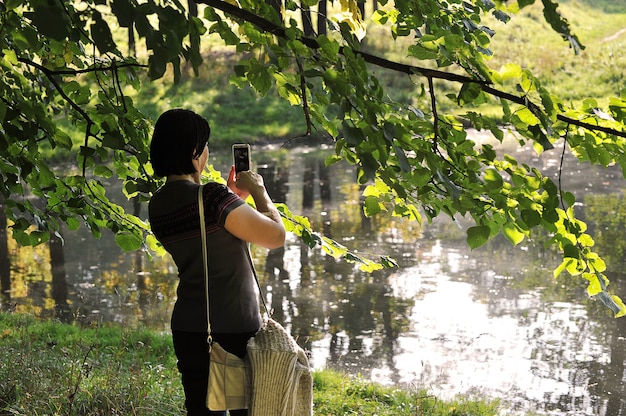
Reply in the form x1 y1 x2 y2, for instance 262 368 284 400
232 143 251 173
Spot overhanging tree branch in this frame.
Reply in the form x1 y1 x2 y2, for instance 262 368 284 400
17 57 147 76
199 0 626 140
17 58 95 127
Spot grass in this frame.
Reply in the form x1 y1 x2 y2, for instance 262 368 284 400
0 313 182 415
0 312 501 415
313 371 501 416
484 0 626 103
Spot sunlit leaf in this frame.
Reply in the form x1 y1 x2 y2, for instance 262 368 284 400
612 296 626 318
578 233 595 248
332 0 366 40
483 168 503 190
502 222 525 245
554 258 570 278
583 273 603 296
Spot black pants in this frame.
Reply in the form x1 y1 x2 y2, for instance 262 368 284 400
172 330 256 416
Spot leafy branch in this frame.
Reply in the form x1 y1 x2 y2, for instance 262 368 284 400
17 57 96 132
200 0 625 139
276 203 398 272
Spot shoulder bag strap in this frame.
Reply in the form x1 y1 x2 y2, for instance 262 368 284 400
198 184 212 349
245 244 271 319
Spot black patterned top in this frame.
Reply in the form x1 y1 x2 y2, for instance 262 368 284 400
149 180 262 333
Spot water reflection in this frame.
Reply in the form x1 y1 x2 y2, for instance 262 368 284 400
2 142 626 415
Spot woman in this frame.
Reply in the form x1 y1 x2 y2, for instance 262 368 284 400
148 109 286 415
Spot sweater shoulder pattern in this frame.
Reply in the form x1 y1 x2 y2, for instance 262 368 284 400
150 182 243 245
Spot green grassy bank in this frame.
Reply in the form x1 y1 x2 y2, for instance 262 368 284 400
0 313 501 415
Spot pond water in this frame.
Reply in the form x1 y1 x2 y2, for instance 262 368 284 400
2 136 626 415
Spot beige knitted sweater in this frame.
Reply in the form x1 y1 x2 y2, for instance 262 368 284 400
246 319 313 415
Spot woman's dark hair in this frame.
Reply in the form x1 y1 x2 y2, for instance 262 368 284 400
150 109 210 177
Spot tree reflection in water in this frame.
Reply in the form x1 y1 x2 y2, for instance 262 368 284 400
3 146 626 414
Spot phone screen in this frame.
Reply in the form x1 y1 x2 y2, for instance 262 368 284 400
233 144 251 172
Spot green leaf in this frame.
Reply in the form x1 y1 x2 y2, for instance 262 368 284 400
115 231 143 252
91 11 117 54
148 54 168 80
66 217 81 231
521 209 541 228
94 165 114 178
26 5 71 40
53 130 73 150
247 61 272 95
342 124 365 145
316 36 341 60
111 0 134 27
493 10 510 23
467 225 490 249
363 195 383 217
563 244 579 259
541 0 584 53
5 0 22 10
561 191 575 208
102 131 125 150
407 44 439 60
458 82 483 106
528 124 554 151
393 144 410 173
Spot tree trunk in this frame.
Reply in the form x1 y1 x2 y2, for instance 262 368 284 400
301 4 314 36
49 229 70 320
189 0 198 17
0 197 10 306
317 0 327 35
128 26 136 56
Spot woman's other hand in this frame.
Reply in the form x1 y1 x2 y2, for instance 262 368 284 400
227 165 250 199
